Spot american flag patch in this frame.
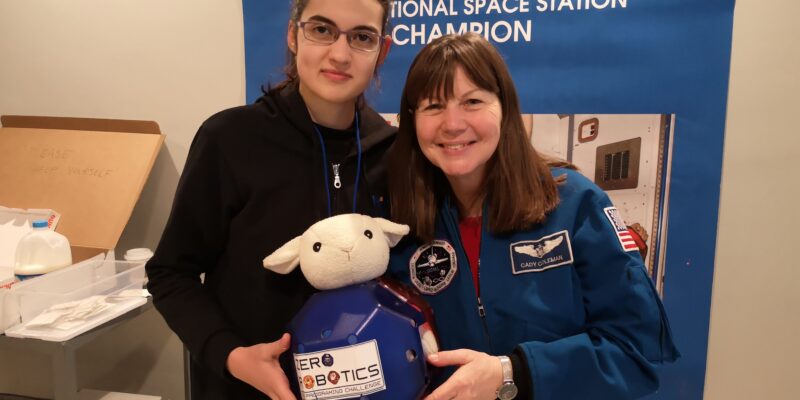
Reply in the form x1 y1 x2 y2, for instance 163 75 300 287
603 207 639 252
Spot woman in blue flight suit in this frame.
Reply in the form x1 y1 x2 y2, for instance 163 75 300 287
386 33 679 400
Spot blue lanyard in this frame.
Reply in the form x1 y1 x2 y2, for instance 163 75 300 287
313 111 362 217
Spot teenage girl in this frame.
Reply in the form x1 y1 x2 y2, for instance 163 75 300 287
146 1 393 398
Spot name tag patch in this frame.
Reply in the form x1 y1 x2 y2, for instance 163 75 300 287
409 240 457 295
510 231 574 274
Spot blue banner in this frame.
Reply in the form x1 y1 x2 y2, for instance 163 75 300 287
243 1 736 398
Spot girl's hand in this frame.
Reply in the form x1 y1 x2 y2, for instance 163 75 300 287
227 333 297 400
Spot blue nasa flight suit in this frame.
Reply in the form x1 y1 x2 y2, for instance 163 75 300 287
387 168 679 400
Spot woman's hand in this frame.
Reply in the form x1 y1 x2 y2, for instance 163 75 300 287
226 333 297 400
424 349 504 400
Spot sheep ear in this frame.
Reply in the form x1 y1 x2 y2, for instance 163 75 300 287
263 236 301 274
374 218 410 248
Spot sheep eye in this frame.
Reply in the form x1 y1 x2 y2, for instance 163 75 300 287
313 242 322 252
364 230 373 239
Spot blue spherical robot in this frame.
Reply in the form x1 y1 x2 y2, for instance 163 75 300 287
288 280 431 400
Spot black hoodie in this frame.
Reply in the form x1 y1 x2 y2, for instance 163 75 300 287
146 85 396 399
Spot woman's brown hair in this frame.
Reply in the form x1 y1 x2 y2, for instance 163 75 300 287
389 33 566 242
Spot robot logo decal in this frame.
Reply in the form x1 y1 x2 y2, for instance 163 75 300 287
294 340 386 398
327 371 340 385
410 240 457 295
303 375 315 389
321 353 333 367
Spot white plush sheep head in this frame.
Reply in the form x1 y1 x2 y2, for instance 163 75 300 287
263 214 409 290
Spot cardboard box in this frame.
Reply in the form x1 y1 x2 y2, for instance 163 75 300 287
0 115 164 262
0 115 163 331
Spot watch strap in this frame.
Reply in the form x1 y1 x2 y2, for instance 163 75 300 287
498 355 514 382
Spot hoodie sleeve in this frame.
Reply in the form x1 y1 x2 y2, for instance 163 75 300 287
515 187 680 400
145 119 247 379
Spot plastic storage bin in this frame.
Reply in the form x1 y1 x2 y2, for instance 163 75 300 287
9 256 146 324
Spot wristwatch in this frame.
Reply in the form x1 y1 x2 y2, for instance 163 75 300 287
496 355 518 400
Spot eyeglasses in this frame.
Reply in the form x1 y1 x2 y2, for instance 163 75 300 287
297 21 382 53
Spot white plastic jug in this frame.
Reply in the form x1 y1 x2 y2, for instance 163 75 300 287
14 219 73 280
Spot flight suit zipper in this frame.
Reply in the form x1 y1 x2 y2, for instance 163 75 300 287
443 200 494 352
476 258 494 352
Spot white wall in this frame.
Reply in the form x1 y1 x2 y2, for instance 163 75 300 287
704 1 800 399
1 0 797 399
0 1 244 398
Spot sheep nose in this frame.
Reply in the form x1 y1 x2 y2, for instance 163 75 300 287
340 247 353 261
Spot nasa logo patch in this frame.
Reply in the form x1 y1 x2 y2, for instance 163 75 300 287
409 240 457 295
509 231 574 274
